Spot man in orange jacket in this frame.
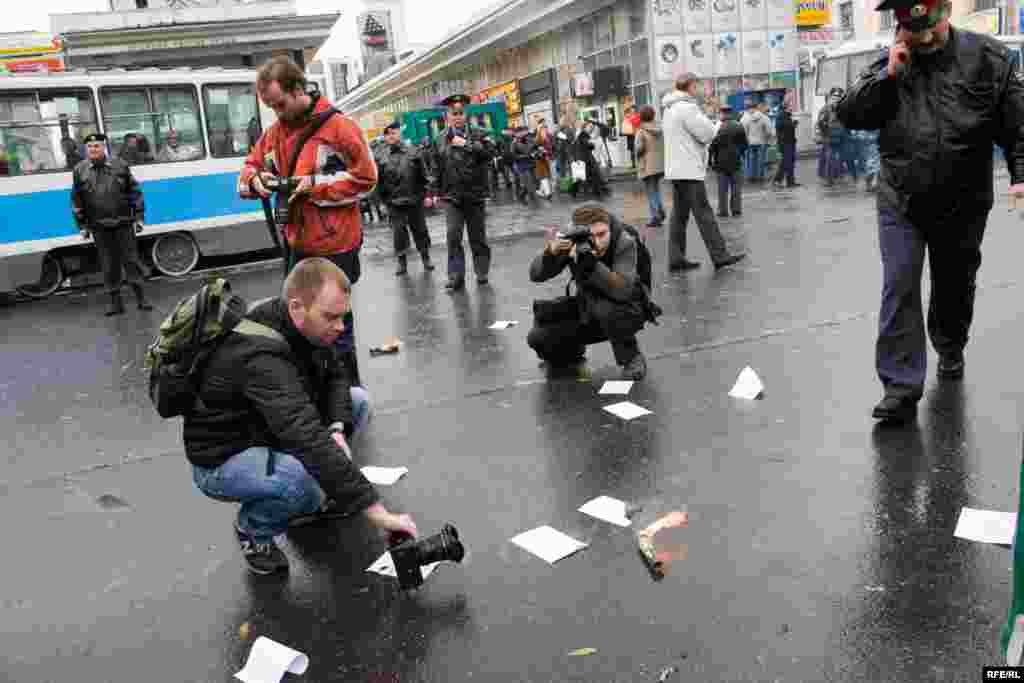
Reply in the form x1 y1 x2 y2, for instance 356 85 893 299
239 56 377 386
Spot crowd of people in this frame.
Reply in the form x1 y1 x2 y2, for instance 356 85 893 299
817 86 882 191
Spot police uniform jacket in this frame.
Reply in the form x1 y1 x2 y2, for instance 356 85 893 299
837 28 1024 219
373 141 428 207
428 126 493 203
71 157 144 230
183 297 378 515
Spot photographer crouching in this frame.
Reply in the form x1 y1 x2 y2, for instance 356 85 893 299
528 205 657 380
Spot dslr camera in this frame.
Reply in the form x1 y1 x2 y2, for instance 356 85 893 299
390 523 465 590
262 175 298 227
558 225 595 257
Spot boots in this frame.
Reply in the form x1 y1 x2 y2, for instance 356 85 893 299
420 250 435 271
395 253 408 276
131 283 153 311
105 292 125 317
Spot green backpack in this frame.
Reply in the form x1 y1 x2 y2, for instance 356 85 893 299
144 278 283 418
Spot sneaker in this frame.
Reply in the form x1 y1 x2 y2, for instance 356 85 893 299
668 259 701 272
871 395 918 423
937 351 965 379
621 352 648 380
288 498 353 528
235 524 289 575
444 276 465 291
714 254 747 271
477 276 489 285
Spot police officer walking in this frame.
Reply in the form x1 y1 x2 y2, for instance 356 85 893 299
374 120 434 276
427 94 495 291
71 132 151 316
837 0 1024 422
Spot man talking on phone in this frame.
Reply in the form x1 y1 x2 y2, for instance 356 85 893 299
836 0 1024 422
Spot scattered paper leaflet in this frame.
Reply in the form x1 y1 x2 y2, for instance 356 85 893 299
235 636 309 683
367 551 440 581
510 525 588 564
954 507 1017 545
578 496 632 527
729 366 764 400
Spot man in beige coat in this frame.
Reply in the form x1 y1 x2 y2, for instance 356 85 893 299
635 105 666 227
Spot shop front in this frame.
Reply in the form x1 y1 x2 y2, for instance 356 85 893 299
519 69 557 132
573 66 630 166
479 80 522 129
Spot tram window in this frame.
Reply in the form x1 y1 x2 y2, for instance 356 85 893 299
203 83 261 158
100 85 204 165
0 89 97 176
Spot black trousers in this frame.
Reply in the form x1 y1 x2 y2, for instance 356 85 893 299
774 143 797 185
446 201 490 279
92 224 146 295
527 295 644 366
389 204 430 255
667 180 730 266
716 171 742 216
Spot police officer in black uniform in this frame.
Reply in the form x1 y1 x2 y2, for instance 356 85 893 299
837 0 1024 422
427 94 495 291
374 120 434 276
71 133 151 316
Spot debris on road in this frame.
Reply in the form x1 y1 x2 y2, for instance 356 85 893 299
657 664 678 681
637 511 689 579
235 636 309 683
567 647 597 657
369 337 402 356
729 366 764 400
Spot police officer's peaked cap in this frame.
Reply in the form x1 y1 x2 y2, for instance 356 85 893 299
83 133 107 144
442 94 471 107
875 0 944 32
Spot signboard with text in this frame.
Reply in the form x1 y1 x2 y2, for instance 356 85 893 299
479 80 522 114
796 0 831 27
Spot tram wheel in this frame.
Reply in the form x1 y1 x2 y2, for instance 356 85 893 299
15 252 65 300
151 232 200 277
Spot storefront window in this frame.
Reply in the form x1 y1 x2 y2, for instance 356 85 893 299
203 83 261 158
614 45 630 68
580 19 594 54
631 38 650 84
629 0 646 38
595 9 613 50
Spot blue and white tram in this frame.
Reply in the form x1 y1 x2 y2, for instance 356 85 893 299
0 67 279 298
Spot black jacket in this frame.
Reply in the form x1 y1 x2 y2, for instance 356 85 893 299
183 297 378 515
70 157 144 230
575 129 596 160
775 110 797 146
837 28 1024 219
709 120 749 173
374 142 427 207
427 126 494 204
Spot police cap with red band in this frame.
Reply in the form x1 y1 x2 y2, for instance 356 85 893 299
876 0 944 32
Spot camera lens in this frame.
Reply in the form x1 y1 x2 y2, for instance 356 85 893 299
416 524 465 564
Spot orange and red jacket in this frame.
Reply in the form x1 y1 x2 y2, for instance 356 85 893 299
238 96 377 256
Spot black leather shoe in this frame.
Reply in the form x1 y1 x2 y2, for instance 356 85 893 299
668 260 701 272
937 351 964 379
871 395 918 422
444 277 465 291
477 276 489 285
714 253 747 271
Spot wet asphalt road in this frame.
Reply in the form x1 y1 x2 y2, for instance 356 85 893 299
3 163 1024 682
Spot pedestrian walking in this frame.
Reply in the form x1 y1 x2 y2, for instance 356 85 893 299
71 132 151 316
662 73 746 272
635 105 666 227
534 122 553 199
426 94 496 291
772 101 800 188
852 128 880 191
709 105 748 218
742 102 772 182
573 121 610 199
623 106 641 168
239 56 377 387
837 0 1024 422
373 120 434 276
511 127 539 204
555 115 576 183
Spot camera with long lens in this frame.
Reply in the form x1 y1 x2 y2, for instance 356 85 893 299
263 175 298 227
558 225 595 257
390 523 465 590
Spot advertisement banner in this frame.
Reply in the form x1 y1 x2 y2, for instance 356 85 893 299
713 32 742 76
652 0 684 34
765 0 795 27
682 0 711 34
655 38 685 81
711 0 741 32
795 0 830 26
740 0 765 31
480 80 522 114
742 30 769 75
685 34 714 77
768 30 797 73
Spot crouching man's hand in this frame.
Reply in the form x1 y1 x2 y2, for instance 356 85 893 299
364 502 418 542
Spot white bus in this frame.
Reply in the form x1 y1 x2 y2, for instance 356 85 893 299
812 34 1024 133
0 66 285 299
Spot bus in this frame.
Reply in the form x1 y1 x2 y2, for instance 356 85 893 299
0 66 285 299
812 34 1024 133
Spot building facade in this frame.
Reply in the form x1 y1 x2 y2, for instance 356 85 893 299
51 0 337 70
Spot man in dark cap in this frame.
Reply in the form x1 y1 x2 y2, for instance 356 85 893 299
837 0 1024 422
374 120 433 275
426 94 496 291
71 132 151 316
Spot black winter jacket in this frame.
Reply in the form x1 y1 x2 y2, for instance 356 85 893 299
183 297 378 515
374 142 428 207
70 157 144 230
837 28 1024 219
709 120 749 173
427 126 494 204
775 110 797 146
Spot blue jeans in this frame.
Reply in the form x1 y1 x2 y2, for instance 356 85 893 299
745 144 766 179
642 174 665 223
191 386 371 542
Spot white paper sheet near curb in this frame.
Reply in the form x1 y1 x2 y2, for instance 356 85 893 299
360 466 409 486
366 551 440 581
954 507 1017 545
578 496 632 527
235 636 309 683
510 525 588 564
598 380 633 395
602 401 652 421
729 366 764 400
489 320 519 330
